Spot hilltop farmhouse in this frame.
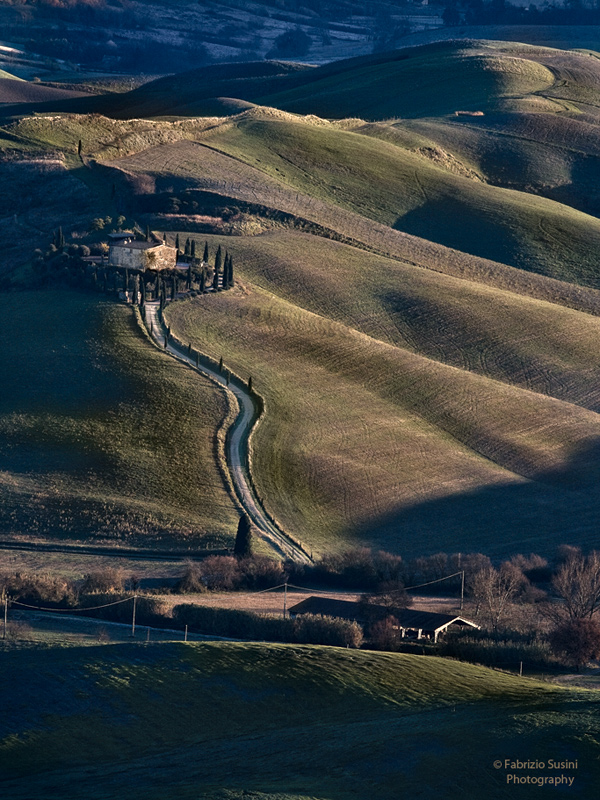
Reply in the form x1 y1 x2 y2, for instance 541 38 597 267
108 232 177 271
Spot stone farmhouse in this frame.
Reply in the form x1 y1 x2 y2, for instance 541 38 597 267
108 232 177 271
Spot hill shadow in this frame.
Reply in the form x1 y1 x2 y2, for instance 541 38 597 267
393 194 525 272
356 436 600 557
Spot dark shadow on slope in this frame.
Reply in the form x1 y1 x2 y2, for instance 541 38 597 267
394 194 534 276
356 437 600 557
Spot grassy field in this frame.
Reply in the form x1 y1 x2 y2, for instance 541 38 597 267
165 251 600 555
0 639 597 799
0 290 238 548
93 106 600 287
193 231 600 412
198 115 600 286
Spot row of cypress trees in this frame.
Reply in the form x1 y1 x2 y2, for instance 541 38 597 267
173 238 235 291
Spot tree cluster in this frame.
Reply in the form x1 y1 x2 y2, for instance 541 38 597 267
172 604 363 648
176 553 285 593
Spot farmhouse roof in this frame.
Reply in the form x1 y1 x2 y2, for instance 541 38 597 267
113 240 162 251
288 597 364 620
287 597 478 632
107 231 134 240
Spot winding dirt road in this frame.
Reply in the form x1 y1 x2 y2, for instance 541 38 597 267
143 301 312 564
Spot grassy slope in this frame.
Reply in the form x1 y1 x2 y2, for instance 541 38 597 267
193 231 600 413
258 44 555 119
200 116 600 286
79 40 557 121
0 69 21 81
1 640 597 799
165 247 600 555
106 126 600 317
388 112 600 215
0 291 238 547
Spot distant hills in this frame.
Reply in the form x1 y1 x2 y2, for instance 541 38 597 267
4 38 600 123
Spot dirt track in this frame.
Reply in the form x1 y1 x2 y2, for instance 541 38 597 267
143 300 312 564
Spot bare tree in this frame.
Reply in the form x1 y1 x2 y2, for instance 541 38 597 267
369 616 400 650
468 563 526 630
552 551 600 620
549 618 600 670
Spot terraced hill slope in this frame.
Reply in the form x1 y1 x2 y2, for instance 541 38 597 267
1 640 597 799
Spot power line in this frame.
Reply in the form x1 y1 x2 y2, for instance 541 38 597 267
11 596 135 613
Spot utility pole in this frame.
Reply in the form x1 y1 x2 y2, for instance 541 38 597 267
131 594 137 638
184 624 188 642
2 592 7 641
283 582 288 618
460 570 465 612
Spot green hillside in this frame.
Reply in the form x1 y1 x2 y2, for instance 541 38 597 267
1 640 597 799
88 109 600 287
65 40 560 121
199 114 600 285
258 42 555 119
0 69 22 81
388 113 600 216
0 291 237 547
165 242 600 555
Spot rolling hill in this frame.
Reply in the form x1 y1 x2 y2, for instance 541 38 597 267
164 236 600 556
4 40 600 557
35 39 599 121
1 640 597 799
0 291 238 547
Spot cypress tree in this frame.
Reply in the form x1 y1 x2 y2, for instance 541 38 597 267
222 253 229 289
229 255 234 287
187 264 192 290
213 263 220 291
77 139 82 156
248 375 253 393
203 241 209 263
234 514 253 558
191 240 196 260
219 356 223 372
185 238 191 257
200 269 206 293
215 244 222 273
188 342 192 356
